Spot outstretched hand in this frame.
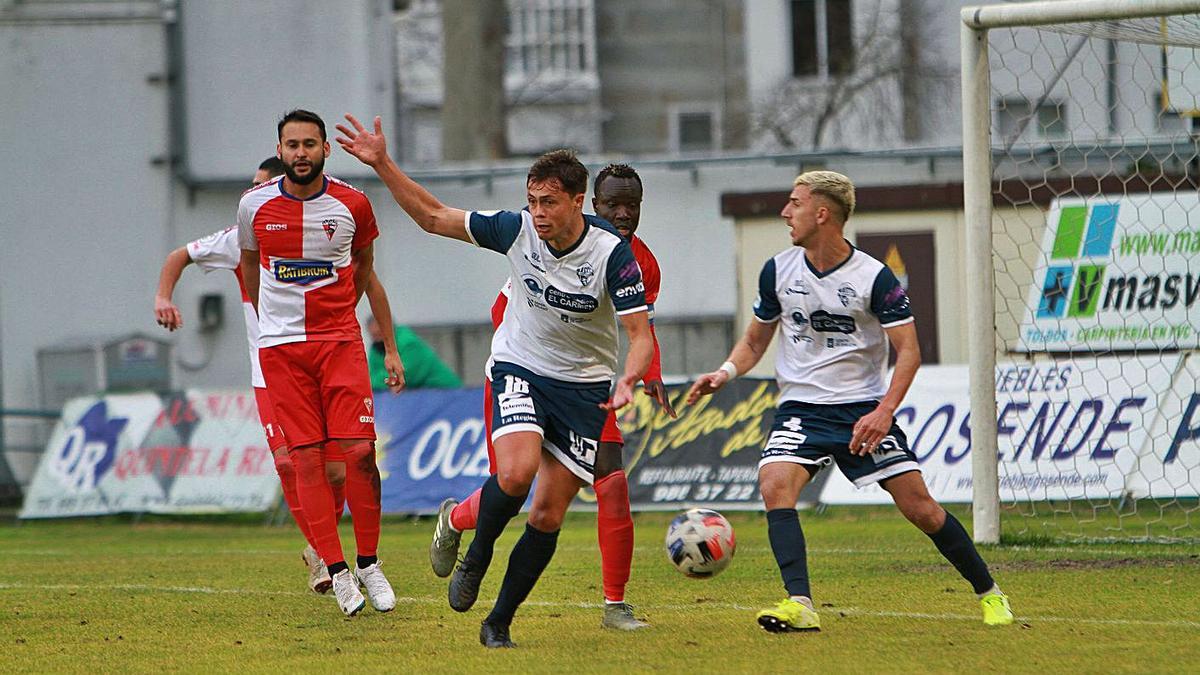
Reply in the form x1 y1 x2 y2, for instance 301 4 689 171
644 379 678 419
685 370 729 406
600 376 637 413
335 114 387 167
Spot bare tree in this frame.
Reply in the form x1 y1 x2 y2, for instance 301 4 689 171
753 0 956 151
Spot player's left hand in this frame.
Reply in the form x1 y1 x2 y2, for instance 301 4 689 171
384 351 406 394
155 296 183 331
600 376 638 412
335 114 387 167
850 405 894 456
644 379 678 419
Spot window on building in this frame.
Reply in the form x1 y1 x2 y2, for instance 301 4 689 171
505 0 596 85
791 0 854 78
670 105 722 153
996 98 1067 142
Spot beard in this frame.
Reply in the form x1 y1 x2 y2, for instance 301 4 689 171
283 156 324 185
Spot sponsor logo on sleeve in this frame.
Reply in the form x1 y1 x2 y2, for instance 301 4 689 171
265 223 288 231
273 259 335 285
615 281 645 299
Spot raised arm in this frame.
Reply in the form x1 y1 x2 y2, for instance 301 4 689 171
685 318 777 405
154 246 193 331
335 114 470 242
364 272 406 393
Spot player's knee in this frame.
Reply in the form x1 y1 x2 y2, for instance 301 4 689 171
339 441 377 475
272 451 295 480
527 504 565 532
496 467 535 497
901 497 944 533
593 442 624 479
325 462 346 487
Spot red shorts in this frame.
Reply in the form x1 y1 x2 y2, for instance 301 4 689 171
258 340 376 448
252 386 288 452
482 379 624 474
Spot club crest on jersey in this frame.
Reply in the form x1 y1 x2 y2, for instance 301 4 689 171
322 219 338 240
837 283 858 307
359 397 374 424
576 262 595 286
273 259 334 285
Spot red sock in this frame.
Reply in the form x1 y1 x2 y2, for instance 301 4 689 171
290 445 344 565
341 441 381 559
332 482 346 522
595 470 634 603
273 451 316 548
450 487 482 532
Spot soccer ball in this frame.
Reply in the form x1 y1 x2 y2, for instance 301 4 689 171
665 508 736 578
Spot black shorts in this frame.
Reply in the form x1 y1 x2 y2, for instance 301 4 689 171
488 361 610 484
761 400 920 488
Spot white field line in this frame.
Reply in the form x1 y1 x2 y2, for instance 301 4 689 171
0 582 1196 630
4 545 1194 557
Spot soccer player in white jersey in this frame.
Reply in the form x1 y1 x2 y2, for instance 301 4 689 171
154 157 406 596
687 171 1015 632
238 110 395 617
335 114 654 648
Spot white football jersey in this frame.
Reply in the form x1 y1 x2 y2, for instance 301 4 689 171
186 227 265 388
754 244 913 404
467 210 646 383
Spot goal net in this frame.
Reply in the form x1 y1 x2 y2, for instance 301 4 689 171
962 0 1200 543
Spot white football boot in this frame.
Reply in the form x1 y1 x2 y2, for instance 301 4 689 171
355 561 397 612
302 545 332 594
332 569 366 616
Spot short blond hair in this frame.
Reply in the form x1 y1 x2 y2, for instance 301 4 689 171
794 170 855 221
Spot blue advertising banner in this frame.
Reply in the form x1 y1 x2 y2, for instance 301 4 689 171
375 386 501 515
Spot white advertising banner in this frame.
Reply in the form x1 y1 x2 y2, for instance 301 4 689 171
819 356 1192 505
1017 194 1200 352
20 390 279 518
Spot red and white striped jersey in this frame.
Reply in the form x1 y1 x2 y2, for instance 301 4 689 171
186 226 265 387
236 175 378 347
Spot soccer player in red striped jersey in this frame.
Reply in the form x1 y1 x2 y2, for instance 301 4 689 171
238 110 394 617
430 163 676 630
154 157 406 598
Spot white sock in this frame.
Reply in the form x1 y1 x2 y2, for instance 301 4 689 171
977 584 1002 600
605 598 624 605
789 595 815 611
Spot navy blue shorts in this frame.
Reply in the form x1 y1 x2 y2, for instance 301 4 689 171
488 361 610 484
761 400 920 488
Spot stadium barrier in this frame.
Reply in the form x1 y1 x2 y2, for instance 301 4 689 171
21 359 1199 518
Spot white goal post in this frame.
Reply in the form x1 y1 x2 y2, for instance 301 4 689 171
960 0 1200 544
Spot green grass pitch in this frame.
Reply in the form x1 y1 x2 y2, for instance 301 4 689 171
1 507 1197 673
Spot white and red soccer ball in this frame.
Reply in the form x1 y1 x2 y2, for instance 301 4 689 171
665 508 736 578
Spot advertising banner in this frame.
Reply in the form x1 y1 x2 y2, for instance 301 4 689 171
819 357 1190 504
375 387 501 515
20 390 279 518
1018 194 1200 352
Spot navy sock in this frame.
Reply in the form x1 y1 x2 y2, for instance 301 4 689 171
927 511 995 594
465 475 527 570
356 555 377 569
766 508 811 599
326 560 349 576
486 523 559 626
